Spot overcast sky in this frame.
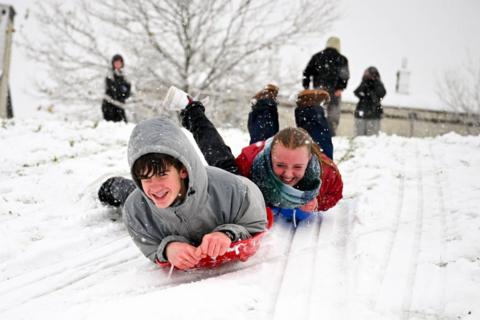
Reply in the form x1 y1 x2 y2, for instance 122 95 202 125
289 0 480 109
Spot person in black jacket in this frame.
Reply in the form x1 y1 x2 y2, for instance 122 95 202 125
302 36 349 136
101 54 131 122
353 66 387 136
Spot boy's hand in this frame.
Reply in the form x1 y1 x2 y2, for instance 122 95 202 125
299 198 318 213
165 242 202 270
195 232 232 259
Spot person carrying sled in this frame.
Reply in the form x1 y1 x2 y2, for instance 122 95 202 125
353 66 387 136
102 117 267 270
302 36 350 136
163 84 343 221
101 54 131 122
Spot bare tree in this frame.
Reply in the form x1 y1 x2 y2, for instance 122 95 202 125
20 0 338 123
437 57 480 126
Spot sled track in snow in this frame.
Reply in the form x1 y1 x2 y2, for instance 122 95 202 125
399 139 449 319
270 219 318 319
0 214 20 224
0 236 134 314
425 141 448 317
0 235 130 287
373 139 407 309
336 137 355 165
400 141 424 319
273 137 356 319
268 223 298 317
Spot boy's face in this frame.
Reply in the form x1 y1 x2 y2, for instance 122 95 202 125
141 165 188 208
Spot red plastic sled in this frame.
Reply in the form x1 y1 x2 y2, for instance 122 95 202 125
156 208 273 269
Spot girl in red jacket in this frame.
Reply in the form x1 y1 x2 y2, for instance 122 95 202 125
164 85 343 222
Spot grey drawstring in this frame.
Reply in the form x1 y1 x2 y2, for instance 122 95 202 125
167 264 174 278
292 209 297 228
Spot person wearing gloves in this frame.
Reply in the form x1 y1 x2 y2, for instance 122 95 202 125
120 117 267 270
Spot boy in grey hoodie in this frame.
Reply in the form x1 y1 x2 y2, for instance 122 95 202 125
123 117 267 270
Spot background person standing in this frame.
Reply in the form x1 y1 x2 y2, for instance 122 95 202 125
101 54 131 122
302 36 350 136
353 66 387 136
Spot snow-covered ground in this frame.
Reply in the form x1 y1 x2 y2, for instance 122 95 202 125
1 111 479 319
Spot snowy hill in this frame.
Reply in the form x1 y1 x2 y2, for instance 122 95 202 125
1 116 479 319
1 0 480 318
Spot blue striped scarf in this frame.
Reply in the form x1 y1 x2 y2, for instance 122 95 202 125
251 138 321 208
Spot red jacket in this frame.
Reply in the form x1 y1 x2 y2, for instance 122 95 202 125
235 141 343 212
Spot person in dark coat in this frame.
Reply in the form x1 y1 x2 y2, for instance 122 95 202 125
302 36 350 136
353 66 387 136
101 54 131 122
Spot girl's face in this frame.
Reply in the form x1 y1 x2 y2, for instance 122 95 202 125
141 166 188 208
270 143 310 186
113 60 123 70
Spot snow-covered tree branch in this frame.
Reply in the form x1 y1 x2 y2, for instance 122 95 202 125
436 57 480 125
20 0 338 112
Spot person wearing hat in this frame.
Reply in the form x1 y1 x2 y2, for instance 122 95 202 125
101 54 131 122
302 36 350 136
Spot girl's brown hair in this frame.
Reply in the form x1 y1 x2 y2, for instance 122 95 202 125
271 127 323 160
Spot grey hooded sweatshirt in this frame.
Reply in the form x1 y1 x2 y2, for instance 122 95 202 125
123 117 267 263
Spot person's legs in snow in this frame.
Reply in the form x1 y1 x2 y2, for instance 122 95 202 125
247 84 280 144
326 93 341 136
98 176 136 207
365 119 380 136
163 86 240 175
295 89 334 159
102 101 126 123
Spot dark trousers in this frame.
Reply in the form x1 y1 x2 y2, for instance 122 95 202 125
326 93 341 137
98 176 136 207
102 100 127 123
295 105 333 159
248 99 333 159
247 99 279 145
181 102 240 175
